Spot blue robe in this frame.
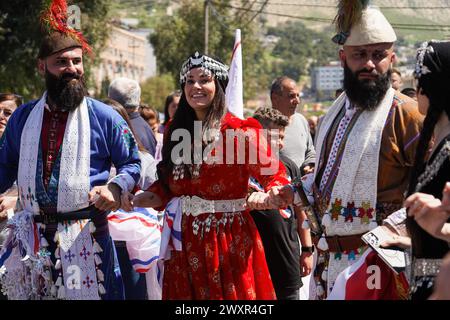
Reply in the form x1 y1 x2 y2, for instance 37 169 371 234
0 97 141 300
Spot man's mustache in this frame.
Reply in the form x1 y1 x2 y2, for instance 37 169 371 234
355 69 379 77
61 73 81 81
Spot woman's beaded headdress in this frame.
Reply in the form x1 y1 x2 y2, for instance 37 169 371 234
180 52 229 84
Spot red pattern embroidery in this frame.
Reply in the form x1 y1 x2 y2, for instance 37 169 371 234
41 108 69 189
150 113 288 300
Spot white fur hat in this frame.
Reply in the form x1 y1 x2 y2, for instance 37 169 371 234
332 1 397 46
345 7 397 46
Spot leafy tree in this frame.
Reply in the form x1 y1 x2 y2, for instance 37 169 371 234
0 0 113 101
140 73 176 111
149 0 270 100
267 21 339 82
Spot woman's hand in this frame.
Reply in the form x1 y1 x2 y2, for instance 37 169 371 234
132 191 162 208
405 191 450 241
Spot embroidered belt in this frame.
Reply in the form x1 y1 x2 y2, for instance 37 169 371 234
315 233 366 253
413 258 442 277
181 196 246 217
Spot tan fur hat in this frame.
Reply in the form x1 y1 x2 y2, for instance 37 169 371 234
332 1 396 46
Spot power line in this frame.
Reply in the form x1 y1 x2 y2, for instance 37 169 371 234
214 2 450 31
249 0 450 10
244 0 270 27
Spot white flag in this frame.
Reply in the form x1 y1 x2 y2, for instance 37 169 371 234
225 29 244 119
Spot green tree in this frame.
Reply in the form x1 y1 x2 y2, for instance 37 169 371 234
0 0 113 101
149 0 270 100
140 73 176 111
267 21 338 82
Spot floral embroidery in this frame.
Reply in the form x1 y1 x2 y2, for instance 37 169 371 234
330 198 343 220
343 201 357 222
358 201 374 224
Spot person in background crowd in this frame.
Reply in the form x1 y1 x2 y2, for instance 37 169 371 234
307 115 319 142
103 98 158 300
0 93 22 300
250 106 313 300
159 90 181 134
140 104 163 163
0 93 22 138
270 76 316 174
391 68 403 91
108 78 157 157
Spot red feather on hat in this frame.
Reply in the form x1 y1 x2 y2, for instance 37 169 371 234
40 0 92 56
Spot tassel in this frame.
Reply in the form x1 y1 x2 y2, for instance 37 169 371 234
94 254 103 265
57 285 66 300
89 222 96 233
301 220 310 229
317 236 329 251
53 232 59 243
40 236 49 248
98 283 106 295
321 268 328 282
54 259 62 270
368 221 378 230
321 213 332 227
55 276 62 287
50 285 57 297
96 269 105 282
316 283 325 297
93 241 103 253
54 247 61 259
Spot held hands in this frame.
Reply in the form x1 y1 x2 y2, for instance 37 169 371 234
246 185 294 210
88 183 121 212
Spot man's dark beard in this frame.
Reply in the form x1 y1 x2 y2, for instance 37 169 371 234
343 63 391 111
45 70 87 112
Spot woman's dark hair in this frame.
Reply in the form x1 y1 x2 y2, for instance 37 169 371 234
156 71 228 191
103 98 148 153
163 90 181 125
406 41 450 243
0 93 23 107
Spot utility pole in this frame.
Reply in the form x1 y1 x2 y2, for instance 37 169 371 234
204 0 209 54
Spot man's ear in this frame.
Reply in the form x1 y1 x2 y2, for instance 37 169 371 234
339 49 346 67
390 52 397 64
37 59 46 76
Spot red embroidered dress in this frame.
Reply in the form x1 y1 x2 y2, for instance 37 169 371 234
148 113 289 300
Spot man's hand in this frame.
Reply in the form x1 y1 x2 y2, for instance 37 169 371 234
88 184 121 212
247 192 272 211
404 191 450 241
0 196 18 221
302 165 314 175
300 252 313 276
268 185 296 208
120 191 134 212
379 225 412 249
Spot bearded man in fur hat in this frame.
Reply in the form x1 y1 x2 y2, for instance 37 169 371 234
272 1 423 299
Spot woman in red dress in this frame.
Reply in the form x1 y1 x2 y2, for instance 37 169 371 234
125 52 289 300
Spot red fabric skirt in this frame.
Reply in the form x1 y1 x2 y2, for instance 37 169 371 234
162 211 276 300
